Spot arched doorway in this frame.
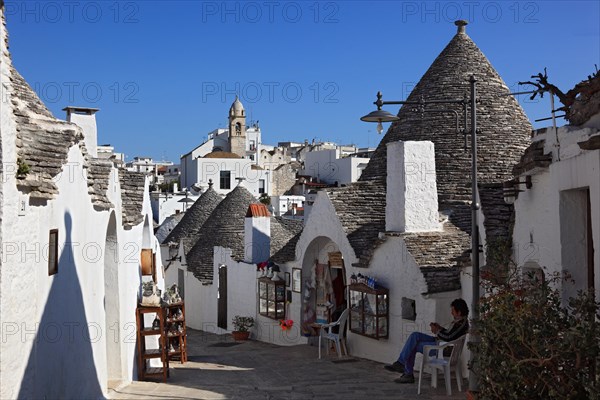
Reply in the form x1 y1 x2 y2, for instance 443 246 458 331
300 236 347 336
104 211 122 388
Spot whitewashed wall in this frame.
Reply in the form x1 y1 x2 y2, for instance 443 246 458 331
165 244 307 346
271 195 305 217
0 142 161 398
352 237 464 370
0 35 162 396
151 192 199 224
195 158 270 196
295 161 469 372
303 149 369 185
513 126 600 300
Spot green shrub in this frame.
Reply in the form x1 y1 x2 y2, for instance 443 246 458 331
473 267 600 400
17 158 30 176
259 193 271 206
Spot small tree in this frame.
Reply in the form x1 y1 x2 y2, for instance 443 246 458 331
259 193 271 206
473 263 600 400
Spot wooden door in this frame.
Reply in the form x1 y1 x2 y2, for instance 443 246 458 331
218 265 227 330
140 248 153 275
178 268 185 300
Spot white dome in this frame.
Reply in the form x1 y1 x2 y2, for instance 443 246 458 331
229 96 244 116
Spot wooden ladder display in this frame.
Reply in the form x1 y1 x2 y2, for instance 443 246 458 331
135 305 169 382
165 302 187 363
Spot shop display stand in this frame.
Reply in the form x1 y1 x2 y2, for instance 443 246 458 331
165 302 187 363
135 305 169 381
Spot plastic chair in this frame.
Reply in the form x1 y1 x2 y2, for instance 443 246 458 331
318 308 349 359
417 334 467 396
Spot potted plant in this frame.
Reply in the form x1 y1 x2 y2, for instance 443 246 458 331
232 315 254 341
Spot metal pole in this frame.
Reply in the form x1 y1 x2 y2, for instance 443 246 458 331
468 75 480 393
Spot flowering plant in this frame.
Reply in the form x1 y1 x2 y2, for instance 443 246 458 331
232 316 254 332
279 319 294 331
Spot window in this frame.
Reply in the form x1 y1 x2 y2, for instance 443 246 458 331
48 229 58 276
220 171 231 189
401 297 416 321
258 277 286 319
259 179 265 194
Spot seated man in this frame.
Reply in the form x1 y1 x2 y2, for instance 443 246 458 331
384 298 469 383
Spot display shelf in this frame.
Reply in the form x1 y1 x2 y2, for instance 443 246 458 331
165 302 187 363
348 283 389 340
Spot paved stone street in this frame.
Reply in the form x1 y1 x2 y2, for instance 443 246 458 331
109 329 465 400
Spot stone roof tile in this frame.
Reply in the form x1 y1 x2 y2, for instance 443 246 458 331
270 217 303 264
87 159 115 211
327 180 387 268
119 169 146 228
186 185 258 283
162 186 223 245
512 139 552 176
10 67 85 199
479 184 514 244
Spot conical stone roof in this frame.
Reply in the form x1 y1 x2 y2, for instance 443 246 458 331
186 185 258 282
360 21 532 204
162 186 223 245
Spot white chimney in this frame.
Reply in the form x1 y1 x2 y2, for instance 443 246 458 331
386 141 440 232
64 107 99 157
244 204 271 263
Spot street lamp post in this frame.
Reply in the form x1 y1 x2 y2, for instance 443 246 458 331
361 75 480 392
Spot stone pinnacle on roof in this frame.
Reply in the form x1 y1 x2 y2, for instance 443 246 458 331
455 19 468 34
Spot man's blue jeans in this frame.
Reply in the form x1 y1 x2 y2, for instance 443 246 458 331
397 332 437 374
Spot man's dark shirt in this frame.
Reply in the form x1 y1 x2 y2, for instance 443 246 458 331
436 316 469 342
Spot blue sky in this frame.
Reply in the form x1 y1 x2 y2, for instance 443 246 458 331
5 1 599 162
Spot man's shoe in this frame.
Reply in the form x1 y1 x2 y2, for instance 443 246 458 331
384 361 404 373
394 374 415 384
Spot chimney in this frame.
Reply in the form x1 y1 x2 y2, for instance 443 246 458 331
63 107 99 157
386 141 440 232
244 204 271 263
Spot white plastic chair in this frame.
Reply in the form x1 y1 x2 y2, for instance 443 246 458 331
417 334 467 396
318 308 349 359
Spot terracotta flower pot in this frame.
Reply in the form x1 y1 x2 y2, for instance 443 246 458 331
232 331 250 341
466 390 479 400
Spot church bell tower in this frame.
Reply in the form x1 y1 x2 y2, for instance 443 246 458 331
228 96 246 158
